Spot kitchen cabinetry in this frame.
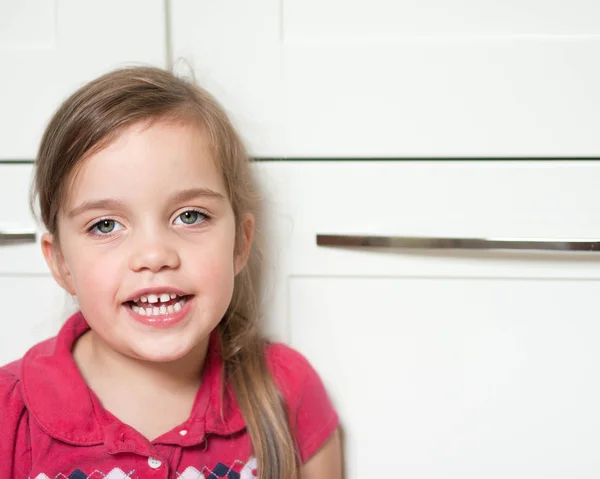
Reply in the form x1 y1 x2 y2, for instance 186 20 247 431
256 160 600 477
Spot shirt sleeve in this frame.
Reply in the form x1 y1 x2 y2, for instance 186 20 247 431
0 367 31 479
267 344 339 464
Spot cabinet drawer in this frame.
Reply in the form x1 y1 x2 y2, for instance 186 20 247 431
258 160 600 280
0 164 47 274
173 1 600 157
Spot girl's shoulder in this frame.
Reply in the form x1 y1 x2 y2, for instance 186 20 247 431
264 342 324 398
265 342 314 376
0 358 27 430
264 342 339 463
0 358 24 405
0 360 31 477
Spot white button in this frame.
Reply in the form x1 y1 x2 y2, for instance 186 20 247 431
179 429 188 436
148 457 162 469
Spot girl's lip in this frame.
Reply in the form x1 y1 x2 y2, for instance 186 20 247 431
124 296 194 328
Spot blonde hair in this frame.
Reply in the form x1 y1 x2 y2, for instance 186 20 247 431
31 66 299 479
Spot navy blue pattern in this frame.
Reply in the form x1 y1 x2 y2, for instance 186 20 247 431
211 462 241 478
32 469 134 479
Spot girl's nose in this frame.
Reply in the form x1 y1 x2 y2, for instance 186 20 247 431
128 233 181 273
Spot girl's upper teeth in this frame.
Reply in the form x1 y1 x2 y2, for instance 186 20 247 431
137 293 182 304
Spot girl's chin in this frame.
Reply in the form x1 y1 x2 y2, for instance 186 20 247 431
127 344 199 363
121 333 211 364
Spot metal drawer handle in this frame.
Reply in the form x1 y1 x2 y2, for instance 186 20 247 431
0 231 37 244
316 234 600 252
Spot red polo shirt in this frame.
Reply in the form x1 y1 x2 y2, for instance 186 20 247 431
0 312 338 479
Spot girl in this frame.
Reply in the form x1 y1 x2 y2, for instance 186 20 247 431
0 67 341 479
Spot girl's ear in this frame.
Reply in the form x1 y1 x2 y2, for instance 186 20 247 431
41 232 76 296
234 212 255 275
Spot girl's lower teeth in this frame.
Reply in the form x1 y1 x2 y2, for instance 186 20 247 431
131 298 187 316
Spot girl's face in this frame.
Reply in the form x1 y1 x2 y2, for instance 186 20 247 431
42 120 253 363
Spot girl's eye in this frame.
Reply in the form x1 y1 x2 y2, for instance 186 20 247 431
90 219 123 235
174 210 208 226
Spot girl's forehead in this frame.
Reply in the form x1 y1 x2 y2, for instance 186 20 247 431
64 121 228 210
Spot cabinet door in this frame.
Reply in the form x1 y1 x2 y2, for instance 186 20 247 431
255 160 600 477
172 1 600 157
0 0 166 160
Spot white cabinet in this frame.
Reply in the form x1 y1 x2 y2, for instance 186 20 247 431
256 160 600 477
172 0 600 157
0 0 166 160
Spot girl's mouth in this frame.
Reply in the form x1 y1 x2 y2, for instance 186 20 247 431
125 293 193 317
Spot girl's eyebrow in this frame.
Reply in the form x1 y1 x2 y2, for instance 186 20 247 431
67 198 127 218
169 187 226 204
67 188 226 219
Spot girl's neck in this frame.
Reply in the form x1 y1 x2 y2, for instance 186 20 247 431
72 330 209 440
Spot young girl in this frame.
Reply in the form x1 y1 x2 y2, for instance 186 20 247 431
0 67 341 479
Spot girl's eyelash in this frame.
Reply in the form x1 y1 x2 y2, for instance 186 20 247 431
195 208 211 218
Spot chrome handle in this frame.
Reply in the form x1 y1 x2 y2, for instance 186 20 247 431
316 234 600 252
0 231 37 244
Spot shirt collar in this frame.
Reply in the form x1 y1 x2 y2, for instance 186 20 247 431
19 312 245 447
